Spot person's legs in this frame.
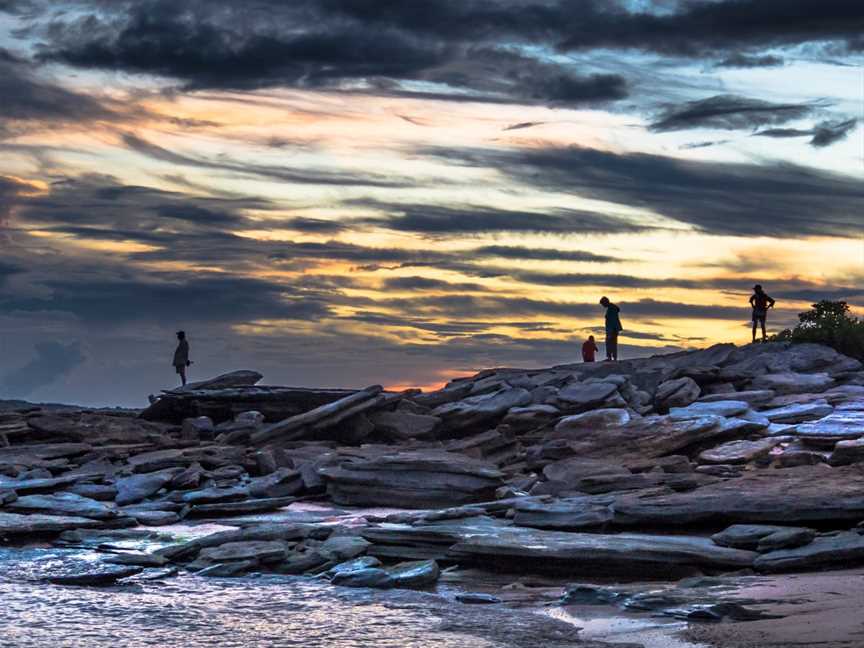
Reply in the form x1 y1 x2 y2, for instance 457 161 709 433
176 365 186 386
605 331 613 360
608 332 619 361
752 320 757 343
761 317 767 342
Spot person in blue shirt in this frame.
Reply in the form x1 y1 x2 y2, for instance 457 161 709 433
599 296 623 361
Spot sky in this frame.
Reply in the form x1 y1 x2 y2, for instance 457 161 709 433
0 0 862 407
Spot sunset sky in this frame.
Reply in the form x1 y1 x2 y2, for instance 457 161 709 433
0 0 862 407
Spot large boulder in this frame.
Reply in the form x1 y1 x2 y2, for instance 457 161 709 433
654 377 700 413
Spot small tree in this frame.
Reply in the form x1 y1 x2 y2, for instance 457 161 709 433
773 300 864 360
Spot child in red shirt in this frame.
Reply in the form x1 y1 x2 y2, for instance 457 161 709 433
582 335 599 362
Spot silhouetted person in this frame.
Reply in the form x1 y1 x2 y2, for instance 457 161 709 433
600 296 623 361
749 284 775 343
173 330 192 386
582 335 599 363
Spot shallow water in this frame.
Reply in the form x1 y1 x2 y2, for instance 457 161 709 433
547 607 711 648
0 510 708 648
0 547 498 648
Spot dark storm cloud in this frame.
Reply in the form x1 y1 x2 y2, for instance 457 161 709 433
315 0 864 56
428 145 864 238
649 95 815 132
122 134 417 188
356 201 649 236
0 274 332 324
13 174 268 233
753 118 858 147
0 52 116 126
715 53 784 68
33 0 628 106
554 0 864 56
0 341 85 397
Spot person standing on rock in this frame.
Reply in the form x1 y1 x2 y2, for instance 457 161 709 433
173 330 192 386
749 284 776 344
582 335 599 363
600 297 623 361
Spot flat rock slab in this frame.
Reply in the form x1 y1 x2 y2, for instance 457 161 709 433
0 474 92 495
797 412 864 441
103 553 170 567
556 382 618 408
698 438 780 465
431 388 531 430
7 492 120 520
670 400 750 419
512 496 615 530
198 540 288 563
190 496 296 516
123 509 180 526
559 415 724 463
447 526 757 573
248 468 304 498
0 511 104 534
755 532 864 573
554 409 631 434
761 402 834 424
115 469 179 506
197 560 258 577
613 464 864 526
749 372 834 395
711 524 813 550
180 486 248 505
321 450 504 509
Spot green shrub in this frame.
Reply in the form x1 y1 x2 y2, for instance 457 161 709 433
772 300 864 361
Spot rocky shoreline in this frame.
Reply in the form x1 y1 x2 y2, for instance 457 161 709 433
1 341 863 645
